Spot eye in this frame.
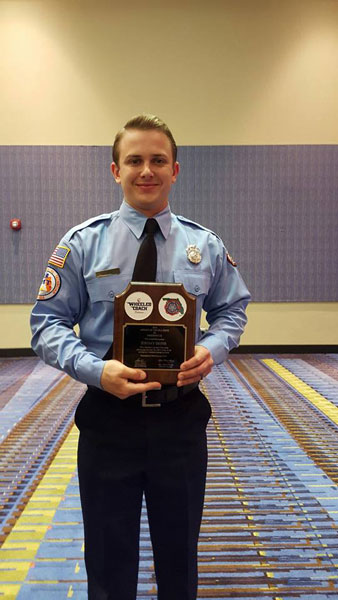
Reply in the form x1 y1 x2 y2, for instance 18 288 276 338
153 157 167 165
127 157 141 165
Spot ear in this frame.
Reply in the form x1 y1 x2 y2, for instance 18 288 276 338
172 161 180 183
111 162 121 184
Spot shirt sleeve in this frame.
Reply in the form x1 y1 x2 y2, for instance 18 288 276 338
30 237 105 388
197 240 251 364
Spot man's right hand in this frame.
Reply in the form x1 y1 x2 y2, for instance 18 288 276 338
100 359 161 399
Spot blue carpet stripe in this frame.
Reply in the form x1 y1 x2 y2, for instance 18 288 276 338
0 360 65 442
276 358 338 406
1 356 338 598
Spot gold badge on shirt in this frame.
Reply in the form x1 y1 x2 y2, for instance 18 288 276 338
186 245 201 264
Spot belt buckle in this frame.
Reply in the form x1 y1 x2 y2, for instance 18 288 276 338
142 392 161 408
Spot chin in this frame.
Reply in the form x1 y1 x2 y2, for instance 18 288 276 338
132 198 167 215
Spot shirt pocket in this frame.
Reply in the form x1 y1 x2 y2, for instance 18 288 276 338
173 270 210 299
86 275 131 303
174 270 210 339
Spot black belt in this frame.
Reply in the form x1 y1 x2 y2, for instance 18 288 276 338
87 382 199 407
140 382 198 407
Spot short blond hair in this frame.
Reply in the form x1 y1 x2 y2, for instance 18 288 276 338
112 114 177 165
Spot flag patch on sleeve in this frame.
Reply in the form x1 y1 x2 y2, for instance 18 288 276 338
48 245 70 269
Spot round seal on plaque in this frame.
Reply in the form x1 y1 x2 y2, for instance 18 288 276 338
186 244 201 264
124 292 153 321
158 293 187 322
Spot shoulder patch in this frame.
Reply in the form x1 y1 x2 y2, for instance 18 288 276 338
37 267 61 300
48 245 70 269
226 252 237 267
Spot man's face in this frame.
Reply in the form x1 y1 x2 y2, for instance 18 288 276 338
111 129 179 216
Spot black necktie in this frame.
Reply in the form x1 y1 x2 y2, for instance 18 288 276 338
132 218 159 282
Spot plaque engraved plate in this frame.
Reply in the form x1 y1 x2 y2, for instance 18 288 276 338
113 282 196 384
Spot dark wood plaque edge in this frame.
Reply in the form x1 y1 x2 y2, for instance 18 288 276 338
113 282 196 384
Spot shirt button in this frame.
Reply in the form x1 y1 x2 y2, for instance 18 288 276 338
194 285 200 293
108 291 114 298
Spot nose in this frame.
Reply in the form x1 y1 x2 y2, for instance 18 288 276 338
140 162 154 177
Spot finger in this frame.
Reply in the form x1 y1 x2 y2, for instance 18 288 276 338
125 381 162 395
178 357 212 378
180 356 201 371
177 375 201 387
180 355 203 371
180 346 211 371
122 366 148 381
178 360 213 384
177 365 203 380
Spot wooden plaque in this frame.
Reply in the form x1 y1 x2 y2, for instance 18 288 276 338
113 282 196 384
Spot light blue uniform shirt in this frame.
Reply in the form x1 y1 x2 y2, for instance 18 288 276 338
31 201 251 388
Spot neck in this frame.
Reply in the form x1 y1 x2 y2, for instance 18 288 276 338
125 199 168 217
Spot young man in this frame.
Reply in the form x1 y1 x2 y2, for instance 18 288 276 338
31 114 250 600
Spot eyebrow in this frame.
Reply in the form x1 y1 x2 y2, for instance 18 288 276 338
125 153 169 159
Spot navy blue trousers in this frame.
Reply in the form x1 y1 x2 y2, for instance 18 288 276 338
76 386 211 600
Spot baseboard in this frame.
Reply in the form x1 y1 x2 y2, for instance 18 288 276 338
230 345 338 354
0 348 37 357
0 345 337 358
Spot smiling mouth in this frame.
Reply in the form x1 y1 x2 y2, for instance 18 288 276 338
135 183 159 189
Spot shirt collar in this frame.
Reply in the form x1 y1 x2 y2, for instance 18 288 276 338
119 200 172 240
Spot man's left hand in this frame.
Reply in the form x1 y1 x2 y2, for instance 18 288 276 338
177 345 214 387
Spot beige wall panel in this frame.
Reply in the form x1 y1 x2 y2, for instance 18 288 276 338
237 303 338 346
1 304 337 350
1 305 34 349
0 0 337 145
1 0 337 347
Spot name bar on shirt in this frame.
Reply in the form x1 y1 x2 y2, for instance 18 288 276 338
96 268 121 277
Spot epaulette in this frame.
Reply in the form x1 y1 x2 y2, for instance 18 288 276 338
65 212 116 241
176 214 222 241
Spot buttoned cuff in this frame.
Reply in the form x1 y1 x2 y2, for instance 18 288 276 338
75 354 106 388
196 336 229 366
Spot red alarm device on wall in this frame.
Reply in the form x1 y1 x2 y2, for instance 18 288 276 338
10 218 22 230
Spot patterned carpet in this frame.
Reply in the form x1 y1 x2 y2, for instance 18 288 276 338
1 354 338 599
